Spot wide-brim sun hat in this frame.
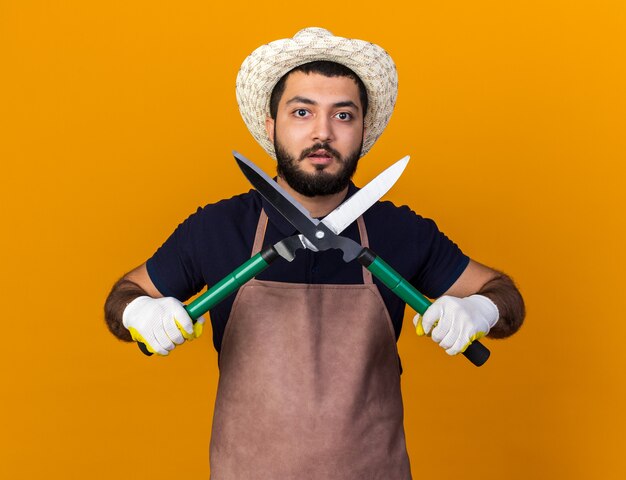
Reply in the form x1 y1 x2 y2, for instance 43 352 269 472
236 27 398 160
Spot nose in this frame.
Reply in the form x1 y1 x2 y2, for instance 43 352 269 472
311 115 334 143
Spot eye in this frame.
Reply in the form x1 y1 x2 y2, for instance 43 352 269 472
293 109 310 118
335 112 353 121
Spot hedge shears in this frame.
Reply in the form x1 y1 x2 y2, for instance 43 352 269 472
137 152 410 356
234 152 491 366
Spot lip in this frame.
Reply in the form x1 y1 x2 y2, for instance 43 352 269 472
309 149 331 156
306 149 334 165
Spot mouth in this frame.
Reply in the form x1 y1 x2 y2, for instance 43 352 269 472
305 149 334 166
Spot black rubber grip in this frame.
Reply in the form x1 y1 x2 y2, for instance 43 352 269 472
463 341 490 366
260 245 281 264
138 341 153 357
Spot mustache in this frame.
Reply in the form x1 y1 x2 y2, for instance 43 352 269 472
298 143 342 161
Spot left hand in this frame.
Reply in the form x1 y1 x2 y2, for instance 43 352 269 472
123 296 205 356
413 295 499 355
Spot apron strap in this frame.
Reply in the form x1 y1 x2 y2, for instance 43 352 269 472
251 209 269 256
251 209 373 285
356 216 374 285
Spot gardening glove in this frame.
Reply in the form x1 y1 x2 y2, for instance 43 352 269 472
413 294 498 356
122 296 205 356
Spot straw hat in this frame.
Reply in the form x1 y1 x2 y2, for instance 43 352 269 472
236 27 398 159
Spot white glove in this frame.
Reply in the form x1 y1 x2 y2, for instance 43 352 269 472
122 296 205 356
413 295 498 356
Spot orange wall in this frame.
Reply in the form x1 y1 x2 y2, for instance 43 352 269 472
1 1 625 478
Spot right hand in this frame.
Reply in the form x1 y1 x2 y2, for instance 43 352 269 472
413 294 498 356
122 296 205 356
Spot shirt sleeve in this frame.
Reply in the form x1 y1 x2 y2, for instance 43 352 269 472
146 207 207 301
409 215 469 298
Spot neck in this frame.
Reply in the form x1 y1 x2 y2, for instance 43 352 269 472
276 177 349 218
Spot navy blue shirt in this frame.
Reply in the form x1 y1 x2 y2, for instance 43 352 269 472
146 183 469 354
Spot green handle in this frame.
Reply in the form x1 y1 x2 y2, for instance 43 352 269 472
137 247 278 356
357 249 490 366
365 255 432 315
185 251 271 320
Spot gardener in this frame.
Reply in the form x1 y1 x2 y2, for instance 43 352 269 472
105 27 524 479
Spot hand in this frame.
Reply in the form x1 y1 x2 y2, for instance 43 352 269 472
413 295 499 355
122 296 205 356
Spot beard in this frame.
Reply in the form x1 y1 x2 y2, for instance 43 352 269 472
274 137 362 198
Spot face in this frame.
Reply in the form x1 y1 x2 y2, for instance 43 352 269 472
266 71 365 197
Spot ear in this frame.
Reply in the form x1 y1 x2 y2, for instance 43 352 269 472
265 117 275 144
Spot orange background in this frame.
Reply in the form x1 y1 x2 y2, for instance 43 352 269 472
1 1 625 478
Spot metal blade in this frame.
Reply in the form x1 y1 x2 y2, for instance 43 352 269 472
233 151 410 261
233 151 328 244
321 156 409 234
273 235 307 262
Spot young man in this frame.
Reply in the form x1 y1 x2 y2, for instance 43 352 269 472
105 28 524 479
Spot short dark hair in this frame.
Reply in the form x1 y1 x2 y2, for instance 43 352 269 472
269 61 368 120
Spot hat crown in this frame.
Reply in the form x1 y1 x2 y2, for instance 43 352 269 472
293 27 333 41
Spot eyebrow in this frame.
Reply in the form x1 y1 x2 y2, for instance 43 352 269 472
285 96 360 110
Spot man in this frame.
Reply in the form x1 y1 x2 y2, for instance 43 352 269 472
105 27 524 479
